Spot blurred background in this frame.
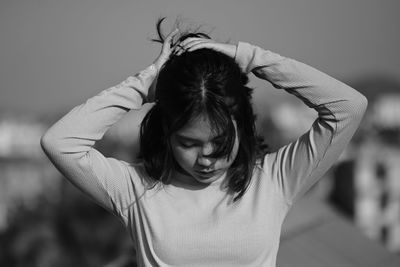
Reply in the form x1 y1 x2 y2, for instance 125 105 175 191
1 0 400 266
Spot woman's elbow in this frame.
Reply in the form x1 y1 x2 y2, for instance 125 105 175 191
40 129 59 155
353 92 368 117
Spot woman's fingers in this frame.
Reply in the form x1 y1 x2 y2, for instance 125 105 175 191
169 35 199 56
175 38 214 54
163 28 179 50
181 38 212 49
173 42 213 55
172 37 235 58
165 28 179 44
186 41 214 52
153 28 180 70
179 37 206 47
166 28 179 40
176 38 204 49
183 39 236 58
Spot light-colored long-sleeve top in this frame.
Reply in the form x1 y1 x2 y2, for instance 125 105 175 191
41 41 368 267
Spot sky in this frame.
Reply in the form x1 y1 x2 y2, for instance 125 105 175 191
0 0 399 115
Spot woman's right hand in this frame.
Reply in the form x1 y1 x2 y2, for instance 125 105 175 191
152 28 180 72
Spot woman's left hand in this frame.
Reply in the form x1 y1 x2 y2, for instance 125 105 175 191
175 38 237 59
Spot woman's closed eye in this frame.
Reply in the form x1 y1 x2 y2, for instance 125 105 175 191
179 140 197 148
180 137 223 149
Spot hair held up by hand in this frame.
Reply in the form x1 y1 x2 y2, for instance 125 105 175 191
139 17 268 201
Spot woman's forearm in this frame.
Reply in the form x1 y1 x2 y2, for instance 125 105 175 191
235 41 367 118
235 41 368 204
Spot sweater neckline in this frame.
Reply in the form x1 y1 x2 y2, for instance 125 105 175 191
167 169 229 192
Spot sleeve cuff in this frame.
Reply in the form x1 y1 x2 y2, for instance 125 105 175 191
235 42 286 74
114 64 158 101
138 64 158 79
235 41 256 74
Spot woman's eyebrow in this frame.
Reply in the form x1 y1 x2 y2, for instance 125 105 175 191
175 134 201 142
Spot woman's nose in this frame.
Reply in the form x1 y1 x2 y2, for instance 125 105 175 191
197 143 215 167
197 155 214 167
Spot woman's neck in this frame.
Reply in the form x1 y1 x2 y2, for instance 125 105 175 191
169 167 228 191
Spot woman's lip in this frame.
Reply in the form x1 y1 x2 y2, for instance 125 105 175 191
196 169 216 174
195 169 216 173
195 169 217 176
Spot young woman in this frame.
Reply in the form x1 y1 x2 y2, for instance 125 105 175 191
41 18 368 266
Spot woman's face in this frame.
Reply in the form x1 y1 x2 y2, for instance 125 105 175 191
170 114 239 184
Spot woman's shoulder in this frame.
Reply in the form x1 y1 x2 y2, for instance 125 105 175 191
122 159 159 191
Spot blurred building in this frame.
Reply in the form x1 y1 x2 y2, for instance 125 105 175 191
330 93 400 253
0 113 133 267
262 91 400 253
0 114 61 231
354 94 400 252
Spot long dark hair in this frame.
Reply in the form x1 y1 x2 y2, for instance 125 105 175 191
139 17 267 202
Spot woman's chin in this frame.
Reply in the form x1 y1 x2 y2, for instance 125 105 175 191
193 170 225 184
174 166 226 186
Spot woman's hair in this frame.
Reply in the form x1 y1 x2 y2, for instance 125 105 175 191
139 17 267 202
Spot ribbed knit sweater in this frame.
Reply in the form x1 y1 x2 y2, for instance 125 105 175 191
41 41 368 266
